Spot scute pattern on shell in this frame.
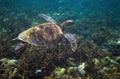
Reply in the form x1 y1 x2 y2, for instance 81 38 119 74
18 22 63 47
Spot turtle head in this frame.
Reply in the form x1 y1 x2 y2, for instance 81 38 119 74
61 20 74 27
61 20 74 31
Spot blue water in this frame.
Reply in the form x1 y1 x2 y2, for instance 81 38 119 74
0 0 120 79
1 0 120 34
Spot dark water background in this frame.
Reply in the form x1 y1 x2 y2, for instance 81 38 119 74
0 0 120 79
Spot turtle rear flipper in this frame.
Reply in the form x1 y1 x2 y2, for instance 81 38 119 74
15 42 26 58
64 33 77 52
39 14 56 23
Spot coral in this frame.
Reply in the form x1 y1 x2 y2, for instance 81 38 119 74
77 62 86 75
67 66 77 74
54 67 66 78
0 58 18 68
92 58 100 65
0 58 18 79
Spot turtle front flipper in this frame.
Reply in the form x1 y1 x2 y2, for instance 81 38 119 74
64 33 77 52
38 14 56 23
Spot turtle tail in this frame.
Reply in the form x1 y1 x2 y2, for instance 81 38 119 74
12 37 18 41
64 33 77 52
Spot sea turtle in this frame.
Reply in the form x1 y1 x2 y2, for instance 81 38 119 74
13 14 77 55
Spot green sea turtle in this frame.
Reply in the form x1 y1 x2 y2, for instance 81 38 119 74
13 14 77 55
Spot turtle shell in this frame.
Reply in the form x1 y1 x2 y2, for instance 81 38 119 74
17 22 63 46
